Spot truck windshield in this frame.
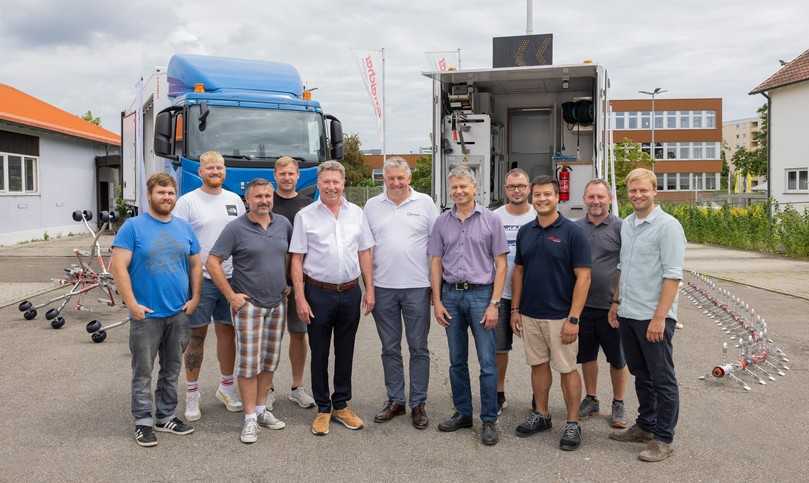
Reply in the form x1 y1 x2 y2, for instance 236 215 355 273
187 105 327 164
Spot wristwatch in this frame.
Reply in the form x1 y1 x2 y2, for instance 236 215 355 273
567 316 579 325
490 300 501 308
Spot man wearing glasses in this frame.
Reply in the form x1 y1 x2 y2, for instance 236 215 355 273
492 169 536 415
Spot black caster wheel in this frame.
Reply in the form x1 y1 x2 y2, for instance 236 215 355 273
86 320 102 333
51 316 66 329
45 308 59 320
91 330 107 343
24 309 37 320
18 301 32 312
72 210 83 222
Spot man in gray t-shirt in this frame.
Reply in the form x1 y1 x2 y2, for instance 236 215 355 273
574 180 627 430
207 179 292 444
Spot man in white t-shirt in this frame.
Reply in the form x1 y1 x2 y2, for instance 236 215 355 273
493 168 536 415
364 157 439 430
173 151 246 421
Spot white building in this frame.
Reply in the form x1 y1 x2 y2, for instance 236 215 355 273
0 84 120 245
750 48 809 209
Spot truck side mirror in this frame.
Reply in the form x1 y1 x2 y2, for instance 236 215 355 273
326 115 344 160
154 107 180 159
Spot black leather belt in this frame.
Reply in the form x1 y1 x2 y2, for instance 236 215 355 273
444 280 491 291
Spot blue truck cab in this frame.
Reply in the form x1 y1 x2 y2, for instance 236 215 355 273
153 54 343 198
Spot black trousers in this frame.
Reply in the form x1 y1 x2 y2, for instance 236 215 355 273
305 282 362 413
618 317 679 444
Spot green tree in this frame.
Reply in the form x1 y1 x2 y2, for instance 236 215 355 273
731 147 767 179
614 139 652 197
81 110 101 125
341 133 372 186
411 155 432 195
754 102 768 160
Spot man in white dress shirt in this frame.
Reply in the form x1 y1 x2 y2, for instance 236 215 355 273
364 157 439 429
289 160 375 436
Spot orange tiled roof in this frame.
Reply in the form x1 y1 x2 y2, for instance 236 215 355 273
0 84 120 145
750 48 809 94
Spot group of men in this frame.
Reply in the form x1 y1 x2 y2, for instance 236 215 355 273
110 151 685 463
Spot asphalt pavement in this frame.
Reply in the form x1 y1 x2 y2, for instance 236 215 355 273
0 238 807 482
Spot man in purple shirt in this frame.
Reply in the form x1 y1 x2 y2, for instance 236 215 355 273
428 165 508 446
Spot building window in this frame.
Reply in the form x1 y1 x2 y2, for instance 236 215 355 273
785 168 809 192
372 168 384 183
706 111 716 128
705 142 717 159
679 172 690 190
656 174 664 190
692 142 704 159
666 111 677 129
665 143 676 159
693 173 704 190
666 173 677 191
705 173 718 190
654 142 663 160
693 111 703 128
614 112 625 129
678 142 690 160
640 111 651 129
641 143 650 157
680 111 690 129
1 153 39 194
654 111 664 129
628 112 638 129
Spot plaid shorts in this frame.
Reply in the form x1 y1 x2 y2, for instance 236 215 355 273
232 300 286 378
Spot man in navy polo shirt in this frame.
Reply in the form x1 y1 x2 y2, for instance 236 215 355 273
510 175 591 451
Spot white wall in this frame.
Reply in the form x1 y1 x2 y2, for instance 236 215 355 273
0 126 107 245
770 81 809 208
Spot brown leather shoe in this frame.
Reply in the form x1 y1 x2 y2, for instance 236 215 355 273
374 401 406 423
411 404 428 430
333 407 364 430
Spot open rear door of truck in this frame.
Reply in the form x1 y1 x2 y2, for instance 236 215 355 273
121 110 137 203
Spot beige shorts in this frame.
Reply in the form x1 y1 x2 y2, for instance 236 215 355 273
522 315 578 373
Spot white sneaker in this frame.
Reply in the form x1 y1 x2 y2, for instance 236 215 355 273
185 392 201 421
266 389 276 411
240 419 259 444
675 322 684 330
288 387 316 408
216 387 243 412
257 410 286 430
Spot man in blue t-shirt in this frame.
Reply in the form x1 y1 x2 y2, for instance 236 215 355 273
110 173 202 448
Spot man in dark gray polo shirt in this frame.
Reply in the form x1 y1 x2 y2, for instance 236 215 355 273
428 165 508 446
207 178 292 444
574 179 627 429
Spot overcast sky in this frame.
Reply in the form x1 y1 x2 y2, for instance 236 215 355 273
2 0 807 153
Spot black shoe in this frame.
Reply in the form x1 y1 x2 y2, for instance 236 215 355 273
154 417 194 435
134 425 157 447
497 392 507 416
515 411 552 437
481 421 499 446
560 421 582 451
437 412 473 432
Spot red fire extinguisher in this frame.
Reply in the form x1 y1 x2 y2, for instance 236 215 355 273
557 165 571 202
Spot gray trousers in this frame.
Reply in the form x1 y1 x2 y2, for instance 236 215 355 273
371 287 431 408
130 313 189 426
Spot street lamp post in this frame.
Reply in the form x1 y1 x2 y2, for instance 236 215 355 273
639 88 668 168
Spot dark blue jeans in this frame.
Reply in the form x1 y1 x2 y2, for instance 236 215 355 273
371 287 431 408
441 284 498 422
130 313 190 426
618 317 679 444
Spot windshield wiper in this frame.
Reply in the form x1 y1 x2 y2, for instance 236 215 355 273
223 154 252 160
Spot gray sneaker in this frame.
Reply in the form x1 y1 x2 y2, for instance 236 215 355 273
609 423 654 443
240 419 260 444
639 440 674 462
610 400 627 429
578 396 600 418
257 410 286 430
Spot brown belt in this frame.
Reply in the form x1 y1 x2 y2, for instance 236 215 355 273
305 275 359 293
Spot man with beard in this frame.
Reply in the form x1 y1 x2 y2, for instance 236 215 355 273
575 179 627 429
173 151 246 421
364 157 438 429
208 178 292 444
492 168 536 415
510 175 591 451
268 156 316 410
290 161 375 436
110 172 202 447
428 165 508 446
608 168 685 462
